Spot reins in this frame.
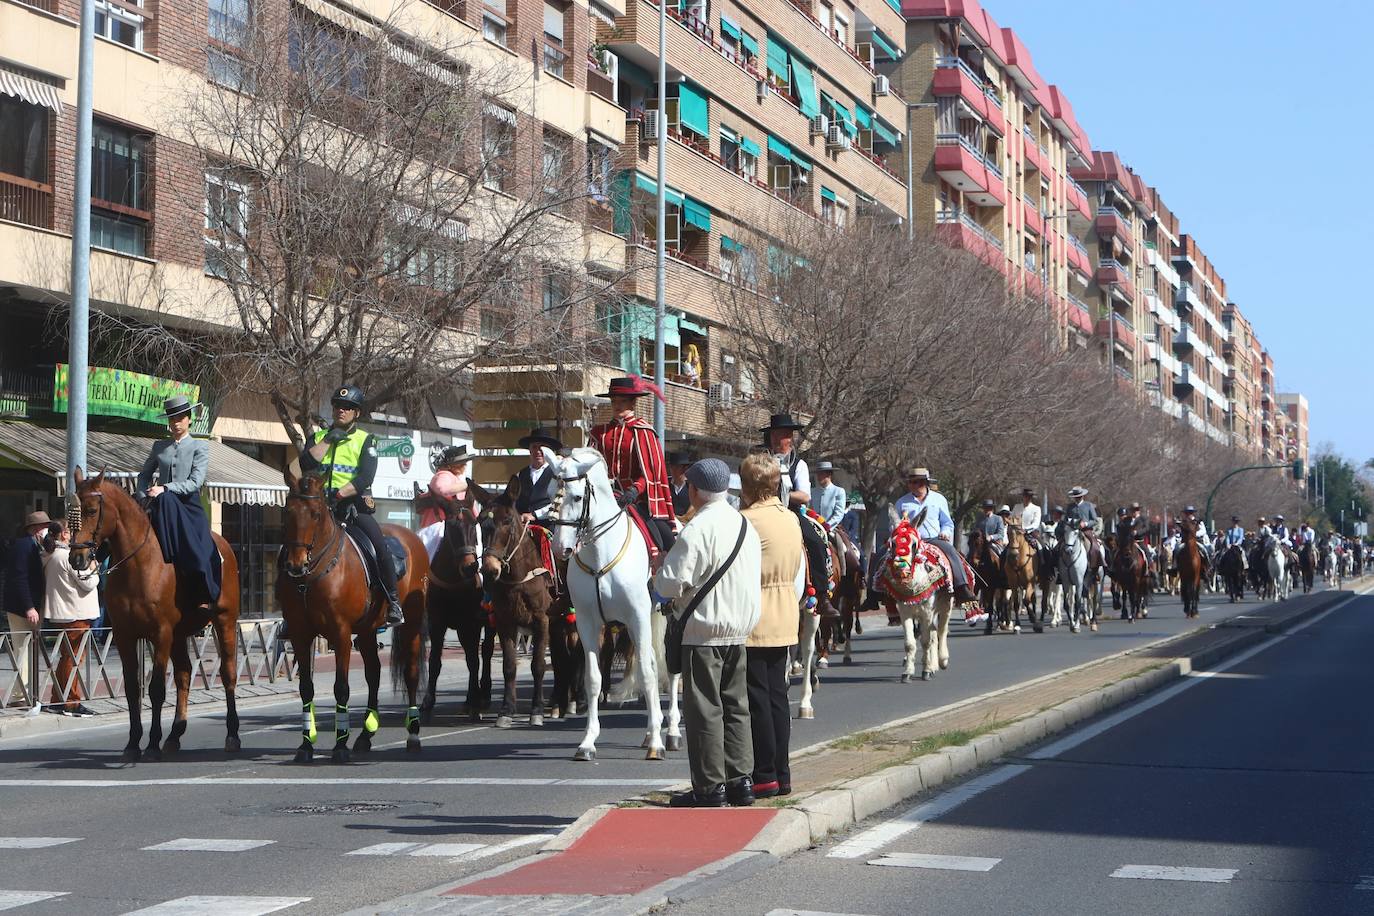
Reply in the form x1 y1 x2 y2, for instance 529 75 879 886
72 487 154 580
282 490 346 593
551 469 633 578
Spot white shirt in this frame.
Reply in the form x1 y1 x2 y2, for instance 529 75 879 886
1013 501 1041 532
654 499 762 647
775 452 811 504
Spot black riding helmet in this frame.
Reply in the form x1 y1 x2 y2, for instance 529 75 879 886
332 384 365 411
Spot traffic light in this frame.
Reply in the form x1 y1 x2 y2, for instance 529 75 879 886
1292 458 1304 481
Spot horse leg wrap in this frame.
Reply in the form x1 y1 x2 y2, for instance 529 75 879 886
302 702 317 744
404 705 420 733
334 704 349 744
364 708 380 735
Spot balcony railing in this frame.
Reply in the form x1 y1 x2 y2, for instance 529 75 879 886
1068 235 1089 257
1099 257 1127 273
937 206 1003 251
1112 310 1134 333
1067 293 1091 314
936 133 1001 180
1022 193 1039 214
787 0 879 74
935 55 985 87
0 171 54 230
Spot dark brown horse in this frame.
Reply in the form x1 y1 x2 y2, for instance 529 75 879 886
966 529 1008 634
1111 520 1150 622
819 528 865 665
419 492 492 723
69 468 241 762
278 470 428 763
1297 540 1317 594
480 488 552 729
1177 521 1203 619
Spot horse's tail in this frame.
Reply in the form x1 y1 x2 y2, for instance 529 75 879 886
390 614 429 697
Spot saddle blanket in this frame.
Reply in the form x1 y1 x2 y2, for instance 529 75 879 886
879 522 968 604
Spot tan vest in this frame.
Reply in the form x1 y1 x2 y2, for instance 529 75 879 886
742 498 805 648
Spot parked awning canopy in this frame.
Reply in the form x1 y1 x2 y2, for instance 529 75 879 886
0 66 63 116
0 421 289 506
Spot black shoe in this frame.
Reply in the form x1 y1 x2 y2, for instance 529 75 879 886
954 584 977 603
777 780 792 797
726 775 755 806
385 599 405 627
818 597 841 620
669 785 726 808
61 704 96 718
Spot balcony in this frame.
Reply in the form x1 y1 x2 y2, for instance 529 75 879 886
1175 281 1201 312
1065 294 1093 334
1094 207 1133 252
1022 135 1044 174
0 171 54 230
934 135 1005 207
933 57 995 123
1173 325 1203 351
1067 179 1092 222
936 208 1005 274
1176 364 1197 392
1095 258 1135 300
1066 235 1091 275
1022 194 1042 236
1094 312 1135 351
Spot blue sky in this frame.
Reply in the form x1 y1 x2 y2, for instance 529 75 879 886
1003 0 1373 462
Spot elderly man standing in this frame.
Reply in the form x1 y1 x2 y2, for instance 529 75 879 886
895 468 975 603
4 511 50 710
654 458 761 809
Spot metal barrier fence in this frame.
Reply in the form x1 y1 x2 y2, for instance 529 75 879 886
1 619 297 713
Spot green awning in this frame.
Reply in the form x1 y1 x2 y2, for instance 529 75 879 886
870 29 900 61
682 197 711 232
766 35 788 83
740 30 758 57
823 92 855 136
854 105 873 129
679 314 707 335
873 119 899 147
882 0 900 13
634 171 683 207
820 186 836 202
740 136 761 157
768 135 793 162
721 235 745 253
720 16 741 41
678 82 709 137
791 56 820 118
611 171 632 235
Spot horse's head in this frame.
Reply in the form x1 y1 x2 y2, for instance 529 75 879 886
69 466 113 571
437 494 481 577
546 446 608 557
482 492 525 581
282 468 333 576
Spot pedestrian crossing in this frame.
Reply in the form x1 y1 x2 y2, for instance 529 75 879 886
2 832 552 860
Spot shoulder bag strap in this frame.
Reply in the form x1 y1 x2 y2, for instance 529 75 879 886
681 517 750 619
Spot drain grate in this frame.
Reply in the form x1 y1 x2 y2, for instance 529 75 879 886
274 801 399 815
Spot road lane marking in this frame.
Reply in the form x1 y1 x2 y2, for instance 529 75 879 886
347 842 425 856
122 896 310 915
765 910 879 916
142 838 276 852
1110 865 1237 883
0 776 682 788
346 842 484 857
826 766 1030 859
868 852 1001 872
0 837 81 849
459 833 558 860
373 725 484 750
0 891 69 911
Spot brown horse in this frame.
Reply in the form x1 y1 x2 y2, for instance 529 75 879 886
69 468 241 762
1111 520 1150 623
480 489 552 729
419 493 492 723
966 529 1008 634
1002 524 1039 632
1177 521 1203 618
819 527 865 666
278 470 428 763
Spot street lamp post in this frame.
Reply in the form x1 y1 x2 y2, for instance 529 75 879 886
67 0 96 496
652 0 668 441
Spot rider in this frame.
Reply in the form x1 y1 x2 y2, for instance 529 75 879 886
1011 488 1041 545
1224 516 1248 570
508 428 562 524
762 413 836 619
417 444 481 560
1175 505 1211 570
1065 486 1101 541
1271 514 1292 547
300 385 403 627
588 377 676 553
136 395 221 608
973 500 1006 558
895 467 976 603
1296 521 1316 547
667 450 692 519
810 461 847 530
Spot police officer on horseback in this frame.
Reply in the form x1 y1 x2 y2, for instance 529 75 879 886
300 385 404 627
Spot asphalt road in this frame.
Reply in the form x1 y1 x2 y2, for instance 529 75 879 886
0 584 1347 915
663 590 1374 916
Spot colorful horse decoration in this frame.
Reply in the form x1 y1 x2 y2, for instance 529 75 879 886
877 510 953 682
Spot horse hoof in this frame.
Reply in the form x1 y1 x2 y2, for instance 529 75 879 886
798 707 815 719
645 747 665 761
142 746 163 763
530 714 544 728
224 735 241 754
161 738 180 755
842 656 853 665
1013 625 1021 634
665 734 683 752
900 673 911 684
353 734 372 754
120 747 140 764
294 744 314 764
1090 623 1099 631
939 659 950 670
495 716 514 729
406 737 421 754
574 747 596 762
817 657 829 669
922 671 933 682
568 702 579 717
1070 625 1079 634
469 711 482 724
331 746 350 764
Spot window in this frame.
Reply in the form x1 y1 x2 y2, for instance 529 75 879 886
543 1 564 42
542 131 571 199
289 10 367 96
205 171 250 278
209 0 251 89
720 130 739 172
483 0 509 46
833 11 848 45
587 138 614 201
481 104 516 192
96 0 144 51
542 270 570 314
820 191 834 225
817 3 832 33
684 0 708 24
91 211 147 256
834 199 848 229
92 120 148 211
0 95 49 183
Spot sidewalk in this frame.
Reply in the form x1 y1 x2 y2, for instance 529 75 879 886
358 580 1368 915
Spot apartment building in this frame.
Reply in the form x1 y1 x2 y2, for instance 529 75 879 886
1221 302 1263 454
1277 392 1309 476
1139 185 1182 418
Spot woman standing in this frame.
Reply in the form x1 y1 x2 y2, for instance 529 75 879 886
42 522 100 716
738 453 806 798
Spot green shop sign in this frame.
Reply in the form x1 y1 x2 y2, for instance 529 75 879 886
375 437 416 459
53 364 202 426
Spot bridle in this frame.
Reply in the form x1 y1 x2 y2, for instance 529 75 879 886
431 508 481 591
282 489 345 590
548 469 631 577
482 510 548 585
70 487 152 581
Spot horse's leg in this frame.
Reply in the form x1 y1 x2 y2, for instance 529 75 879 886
652 611 682 752
399 621 424 754
480 624 495 710
353 630 381 754
163 636 192 755
495 627 518 729
574 613 603 761
292 634 317 763
626 608 664 760
529 616 549 727
142 635 171 761
210 614 241 753
421 611 445 722
842 600 855 665
900 610 917 683
330 625 352 764
919 601 937 680
797 612 818 719
116 634 143 763
937 594 952 670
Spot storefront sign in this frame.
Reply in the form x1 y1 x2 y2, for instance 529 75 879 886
53 364 201 426
376 436 417 473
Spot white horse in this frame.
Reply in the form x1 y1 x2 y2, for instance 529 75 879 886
879 510 953 682
1322 544 1339 589
1268 542 1290 601
544 447 680 762
1056 521 1095 633
794 611 821 718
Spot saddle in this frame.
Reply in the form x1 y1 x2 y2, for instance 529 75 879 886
623 503 661 561
344 525 409 590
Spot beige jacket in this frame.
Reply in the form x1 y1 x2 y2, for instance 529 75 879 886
654 499 761 646
741 498 806 648
42 544 100 623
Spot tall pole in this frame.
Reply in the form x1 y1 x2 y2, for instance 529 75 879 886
67 0 96 496
652 0 667 441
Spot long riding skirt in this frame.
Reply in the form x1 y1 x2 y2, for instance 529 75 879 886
147 490 222 603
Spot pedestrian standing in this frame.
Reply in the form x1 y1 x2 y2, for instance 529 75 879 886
42 522 100 716
738 454 806 799
3 511 50 710
654 458 761 808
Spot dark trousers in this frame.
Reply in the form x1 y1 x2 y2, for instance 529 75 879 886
682 643 752 791
631 496 676 554
348 512 399 594
745 646 791 787
798 512 828 597
147 491 221 603
928 537 970 589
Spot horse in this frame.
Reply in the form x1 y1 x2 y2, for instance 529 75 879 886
1269 541 1291 601
420 493 493 723
1176 521 1204 619
1035 526 1063 627
1055 520 1093 633
1297 541 1317 594
1218 543 1246 603
481 483 554 731
1321 541 1339 589
818 527 864 666
1002 524 1039 632
1083 531 1108 620
1111 521 1149 623
278 470 428 763
545 447 676 762
69 468 242 762
966 529 1009 634
877 510 953 682
795 523 841 720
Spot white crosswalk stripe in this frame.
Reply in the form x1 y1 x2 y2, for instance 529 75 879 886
121 896 310 915
141 838 276 853
867 852 1001 872
345 834 555 859
0 838 81 849
1110 865 1238 884
0 892 69 911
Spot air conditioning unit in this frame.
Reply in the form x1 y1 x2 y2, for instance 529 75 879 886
756 78 768 102
826 124 848 150
873 74 891 96
707 381 734 408
641 109 660 143
809 114 829 137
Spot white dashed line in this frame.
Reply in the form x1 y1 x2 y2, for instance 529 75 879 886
121 896 310 915
460 833 557 860
0 838 81 849
1110 865 1237 884
346 841 484 857
868 852 1001 872
142 838 276 853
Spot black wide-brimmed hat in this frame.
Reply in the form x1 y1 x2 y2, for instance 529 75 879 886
598 376 654 398
160 394 201 421
437 444 471 466
759 413 804 433
666 450 692 467
517 428 563 451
